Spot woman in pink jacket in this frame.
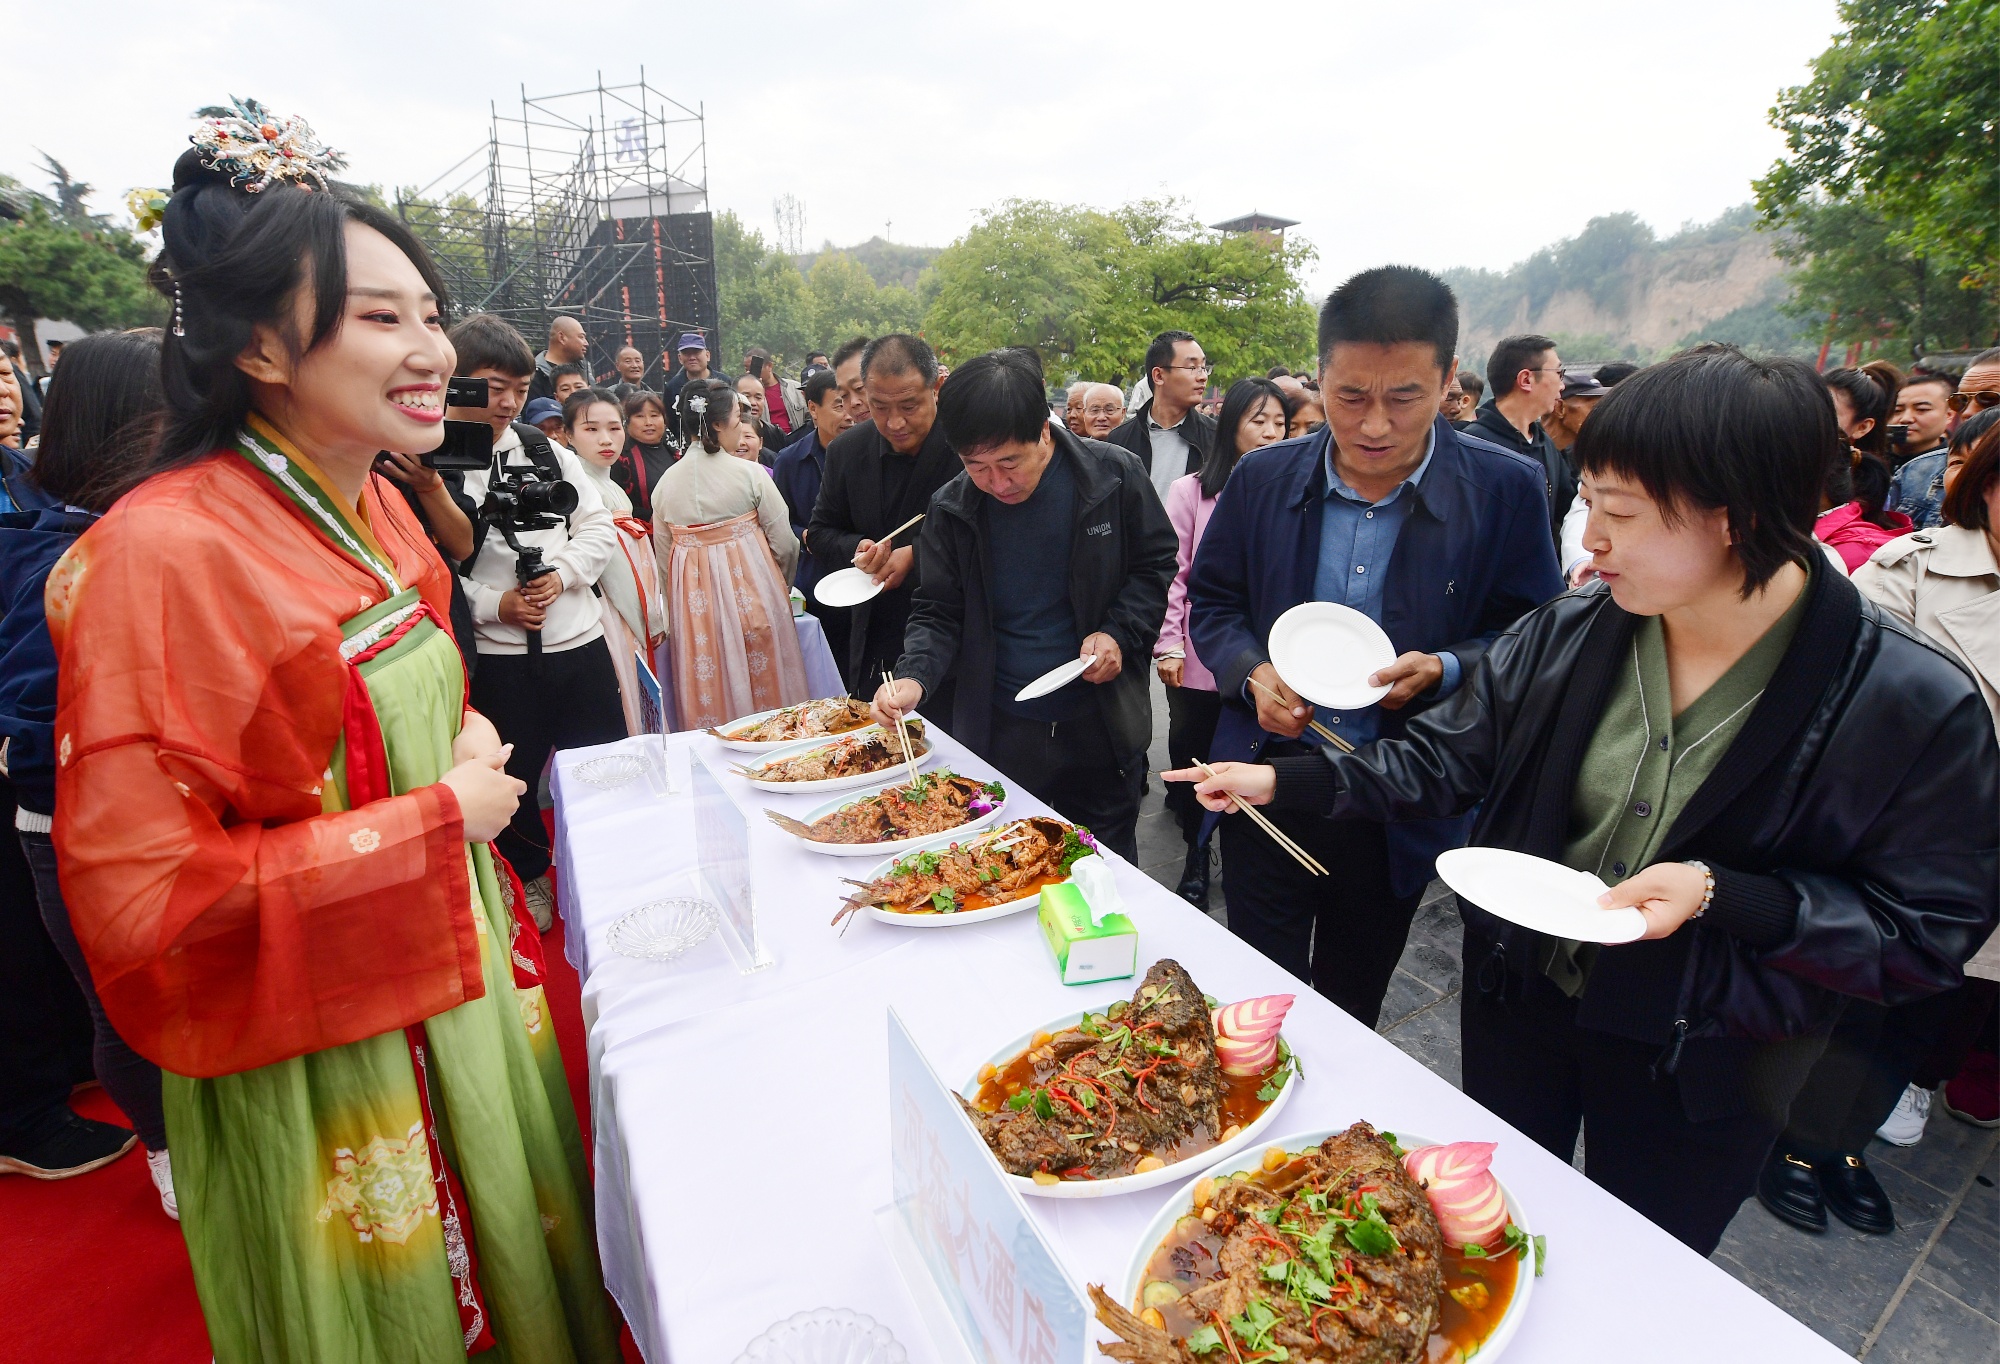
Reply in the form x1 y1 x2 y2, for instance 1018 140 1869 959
1155 376 1290 906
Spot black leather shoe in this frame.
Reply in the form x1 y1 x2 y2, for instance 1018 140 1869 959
1756 1149 1826 1233
1175 841 1212 909
1820 1152 1895 1234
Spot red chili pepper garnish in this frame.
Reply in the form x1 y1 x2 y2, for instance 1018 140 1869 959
1211 1310 1246 1364
1059 1165 1096 1179
1250 1233 1288 1253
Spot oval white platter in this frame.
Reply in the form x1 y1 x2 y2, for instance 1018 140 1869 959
1121 1127 1535 1362
711 704 883 753
737 735 938 794
854 833 1064 927
958 1005 1297 1199
780 777 1010 858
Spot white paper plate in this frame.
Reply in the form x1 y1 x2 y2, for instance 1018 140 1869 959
780 778 1010 857
855 836 1064 927
1121 1128 1535 1363
1436 846 1645 944
737 734 937 794
712 703 880 753
959 1006 1297 1199
1268 601 1396 710
1014 654 1095 703
814 566 885 608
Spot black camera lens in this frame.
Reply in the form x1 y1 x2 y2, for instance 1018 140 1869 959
516 479 578 518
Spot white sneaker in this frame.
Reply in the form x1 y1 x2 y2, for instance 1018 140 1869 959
1875 1084 1932 1147
523 875 555 932
146 1146 179 1220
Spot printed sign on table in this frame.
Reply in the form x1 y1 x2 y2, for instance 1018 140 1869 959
887 1008 1086 1364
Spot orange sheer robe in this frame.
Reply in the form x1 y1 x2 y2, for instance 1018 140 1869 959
49 453 484 1078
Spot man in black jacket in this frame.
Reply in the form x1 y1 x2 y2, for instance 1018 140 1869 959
874 348 1178 861
1107 330 1216 504
808 334 961 690
1464 333 1569 540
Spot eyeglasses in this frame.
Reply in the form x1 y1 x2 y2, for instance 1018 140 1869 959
1946 390 2000 415
1165 362 1212 375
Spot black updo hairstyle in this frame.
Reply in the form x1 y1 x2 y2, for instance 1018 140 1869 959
1821 360 1900 528
678 377 739 453
151 145 448 474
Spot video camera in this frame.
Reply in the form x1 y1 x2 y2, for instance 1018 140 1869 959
428 375 500 472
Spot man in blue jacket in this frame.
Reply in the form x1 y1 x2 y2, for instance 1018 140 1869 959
1189 266 1564 1026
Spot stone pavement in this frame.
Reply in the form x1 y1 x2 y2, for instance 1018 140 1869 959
1132 676 1998 1361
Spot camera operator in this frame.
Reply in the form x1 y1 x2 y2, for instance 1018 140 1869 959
446 314 625 927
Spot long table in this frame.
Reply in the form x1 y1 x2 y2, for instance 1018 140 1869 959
551 723 1847 1363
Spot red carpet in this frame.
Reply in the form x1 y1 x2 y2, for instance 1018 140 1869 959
0 913 642 1363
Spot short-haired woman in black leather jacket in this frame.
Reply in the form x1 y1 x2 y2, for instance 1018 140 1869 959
1170 346 1998 1254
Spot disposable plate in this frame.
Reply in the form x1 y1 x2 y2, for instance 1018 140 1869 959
959 1005 1298 1199
855 831 1064 928
1122 1128 1535 1363
778 776 1010 857
711 704 881 753
1267 600 1396 710
814 566 885 608
736 734 938 795
1014 654 1094 702
1436 846 1646 944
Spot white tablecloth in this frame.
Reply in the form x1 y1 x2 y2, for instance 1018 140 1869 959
551 725 1847 1364
652 612 845 733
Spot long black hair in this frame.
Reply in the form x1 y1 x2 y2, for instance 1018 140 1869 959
29 329 167 511
1200 377 1288 498
151 146 448 474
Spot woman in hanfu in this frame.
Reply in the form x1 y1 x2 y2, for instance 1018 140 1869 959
563 386 667 733
49 116 620 1364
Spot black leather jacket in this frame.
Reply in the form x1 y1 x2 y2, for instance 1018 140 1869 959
1273 567 1997 1069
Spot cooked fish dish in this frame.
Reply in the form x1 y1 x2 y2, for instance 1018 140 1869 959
833 815 1091 924
1096 1122 1451 1364
714 696 875 744
740 719 928 783
768 771 1004 845
960 960 1294 1184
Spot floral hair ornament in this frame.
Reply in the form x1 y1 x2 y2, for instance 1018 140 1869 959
125 188 170 234
687 395 707 415
190 97 347 193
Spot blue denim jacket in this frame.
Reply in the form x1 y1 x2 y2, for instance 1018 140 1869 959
1889 448 1948 530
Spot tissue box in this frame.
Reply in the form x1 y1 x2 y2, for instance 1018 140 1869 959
1038 856 1137 986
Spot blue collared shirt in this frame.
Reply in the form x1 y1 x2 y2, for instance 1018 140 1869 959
1296 430 1461 746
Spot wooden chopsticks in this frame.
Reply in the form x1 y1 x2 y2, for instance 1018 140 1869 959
1193 758 1327 876
881 670 921 786
1247 675 1355 753
883 512 924 545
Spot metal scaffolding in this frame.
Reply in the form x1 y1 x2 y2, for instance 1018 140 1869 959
398 72 717 384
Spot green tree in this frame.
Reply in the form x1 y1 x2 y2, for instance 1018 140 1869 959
712 210 921 367
923 198 1315 384
1755 0 1998 351
0 201 161 376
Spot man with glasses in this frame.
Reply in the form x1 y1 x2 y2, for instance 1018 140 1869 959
1891 352 2000 528
1109 330 1217 503
1464 333 1569 541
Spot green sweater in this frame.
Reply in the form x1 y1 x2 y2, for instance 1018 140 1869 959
1544 576 1812 994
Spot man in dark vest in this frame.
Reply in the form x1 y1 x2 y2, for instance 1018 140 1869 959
1107 330 1217 504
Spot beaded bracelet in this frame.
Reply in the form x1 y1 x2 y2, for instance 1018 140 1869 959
1683 859 1715 918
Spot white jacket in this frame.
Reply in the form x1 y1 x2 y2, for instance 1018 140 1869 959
458 425 618 655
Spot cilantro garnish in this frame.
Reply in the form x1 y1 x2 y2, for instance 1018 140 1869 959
930 887 957 913
1007 1088 1055 1119
1502 1223 1546 1275
1227 1299 1286 1356
1184 1323 1224 1354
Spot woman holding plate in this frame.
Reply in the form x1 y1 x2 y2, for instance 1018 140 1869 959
51 112 620 1362
1170 345 1998 1255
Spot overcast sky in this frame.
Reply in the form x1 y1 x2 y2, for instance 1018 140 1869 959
3 0 1839 292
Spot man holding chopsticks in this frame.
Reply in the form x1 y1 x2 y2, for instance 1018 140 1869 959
1179 266 1563 1027
808 334 963 692
872 348 1178 862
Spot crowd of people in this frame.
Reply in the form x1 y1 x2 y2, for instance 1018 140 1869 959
0 106 1994 1364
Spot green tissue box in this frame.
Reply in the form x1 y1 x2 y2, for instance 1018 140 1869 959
1038 856 1137 986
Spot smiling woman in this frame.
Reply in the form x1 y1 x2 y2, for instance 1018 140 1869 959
48 114 621 1364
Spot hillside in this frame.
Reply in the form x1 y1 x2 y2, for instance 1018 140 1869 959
1445 206 1811 368
794 236 940 292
